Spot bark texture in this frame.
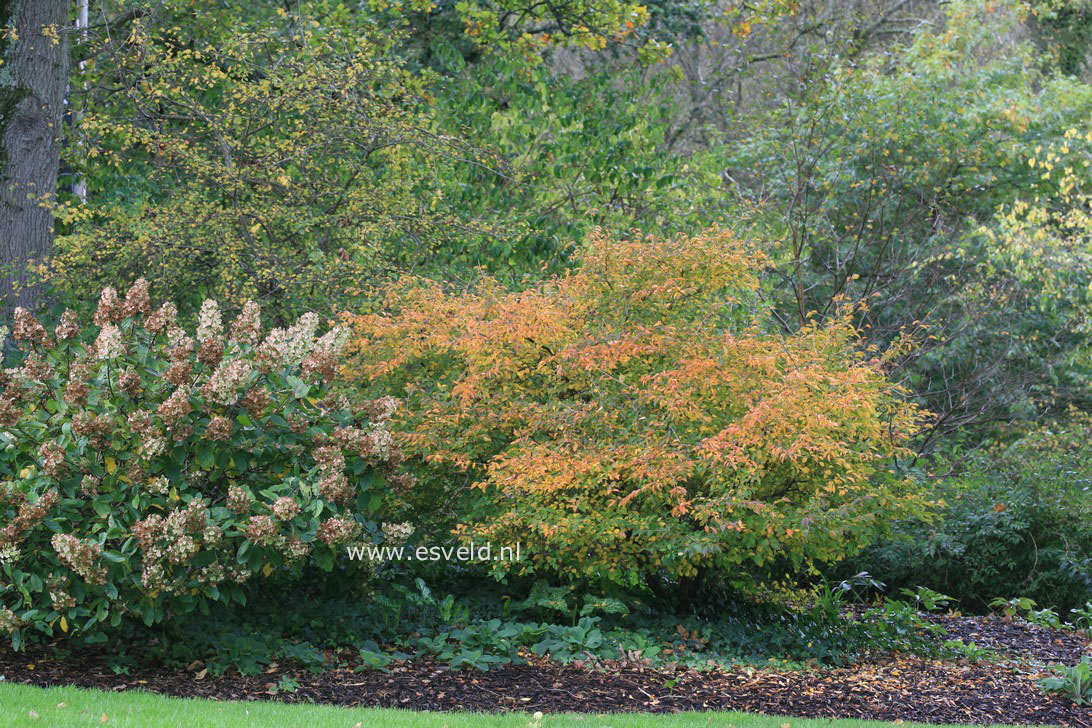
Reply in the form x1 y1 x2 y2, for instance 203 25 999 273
0 0 69 312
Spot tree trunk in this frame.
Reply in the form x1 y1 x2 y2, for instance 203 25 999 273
0 0 69 313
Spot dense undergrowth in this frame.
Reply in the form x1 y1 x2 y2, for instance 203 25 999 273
106 574 967 677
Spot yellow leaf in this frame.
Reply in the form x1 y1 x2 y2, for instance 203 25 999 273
105 457 117 474
262 562 273 577
60 616 68 633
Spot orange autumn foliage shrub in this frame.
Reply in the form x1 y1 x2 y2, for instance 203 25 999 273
342 228 929 587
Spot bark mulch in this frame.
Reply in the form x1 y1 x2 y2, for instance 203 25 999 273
0 618 1090 727
923 614 1090 664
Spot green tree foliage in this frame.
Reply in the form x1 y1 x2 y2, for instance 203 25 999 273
50 1 489 319
730 0 1092 439
423 54 727 279
1027 0 1092 77
371 0 673 58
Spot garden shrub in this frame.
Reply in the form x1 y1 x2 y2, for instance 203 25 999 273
0 281 400 649
843 421 1092 613
342 227 929 590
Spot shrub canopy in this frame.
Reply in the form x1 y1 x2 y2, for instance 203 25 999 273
0 282 397 648
343 228 929 587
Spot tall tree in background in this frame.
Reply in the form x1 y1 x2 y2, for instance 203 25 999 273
0 0 69 312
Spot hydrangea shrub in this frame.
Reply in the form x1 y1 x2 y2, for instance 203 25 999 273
0 281 401 648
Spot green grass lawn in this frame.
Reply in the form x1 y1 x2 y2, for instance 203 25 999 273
0 682 1039 728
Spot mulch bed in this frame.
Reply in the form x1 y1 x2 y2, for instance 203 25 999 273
924 614 1090 664
1 617 1090 726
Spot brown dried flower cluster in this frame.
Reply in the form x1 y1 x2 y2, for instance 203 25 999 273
1 490 58 546
52 533 107 586
227 485 252 514
13 308 49 346
317 515 360 546
206 415 234 441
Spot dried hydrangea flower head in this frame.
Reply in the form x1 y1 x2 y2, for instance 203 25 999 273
54 310 79 341
12 308 48 346
38 441 67 477
167 328 194 361
0 606 22 632
206 415 233 441
94 324 124 360
146 476 170 496
246 515 279 546
51 533 107 585
1 490 59 546
0 397 19 427
255 327 289 372
227 485 252 514
165 359 192 386
389 472 417 495
317 516 360 546
145 302 178 334
93 286 123 326
64 360 92 405
362 396 399 424
196 299 223 342
381 521 414 546
80 475 101 497
240 385 269 415
122 278 152 318
140 435 167 460
271 497 300 521
0 543 20 566
285 312 320 364
197 336 224 367
118 368 142 396
230 301 262 346
20 352 52 381
303 327 349 381
157 385 192 426
127 409 152 435
202 359 253 406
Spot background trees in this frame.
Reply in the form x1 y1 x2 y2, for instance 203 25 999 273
49 1 495 319
728 1 1092 440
